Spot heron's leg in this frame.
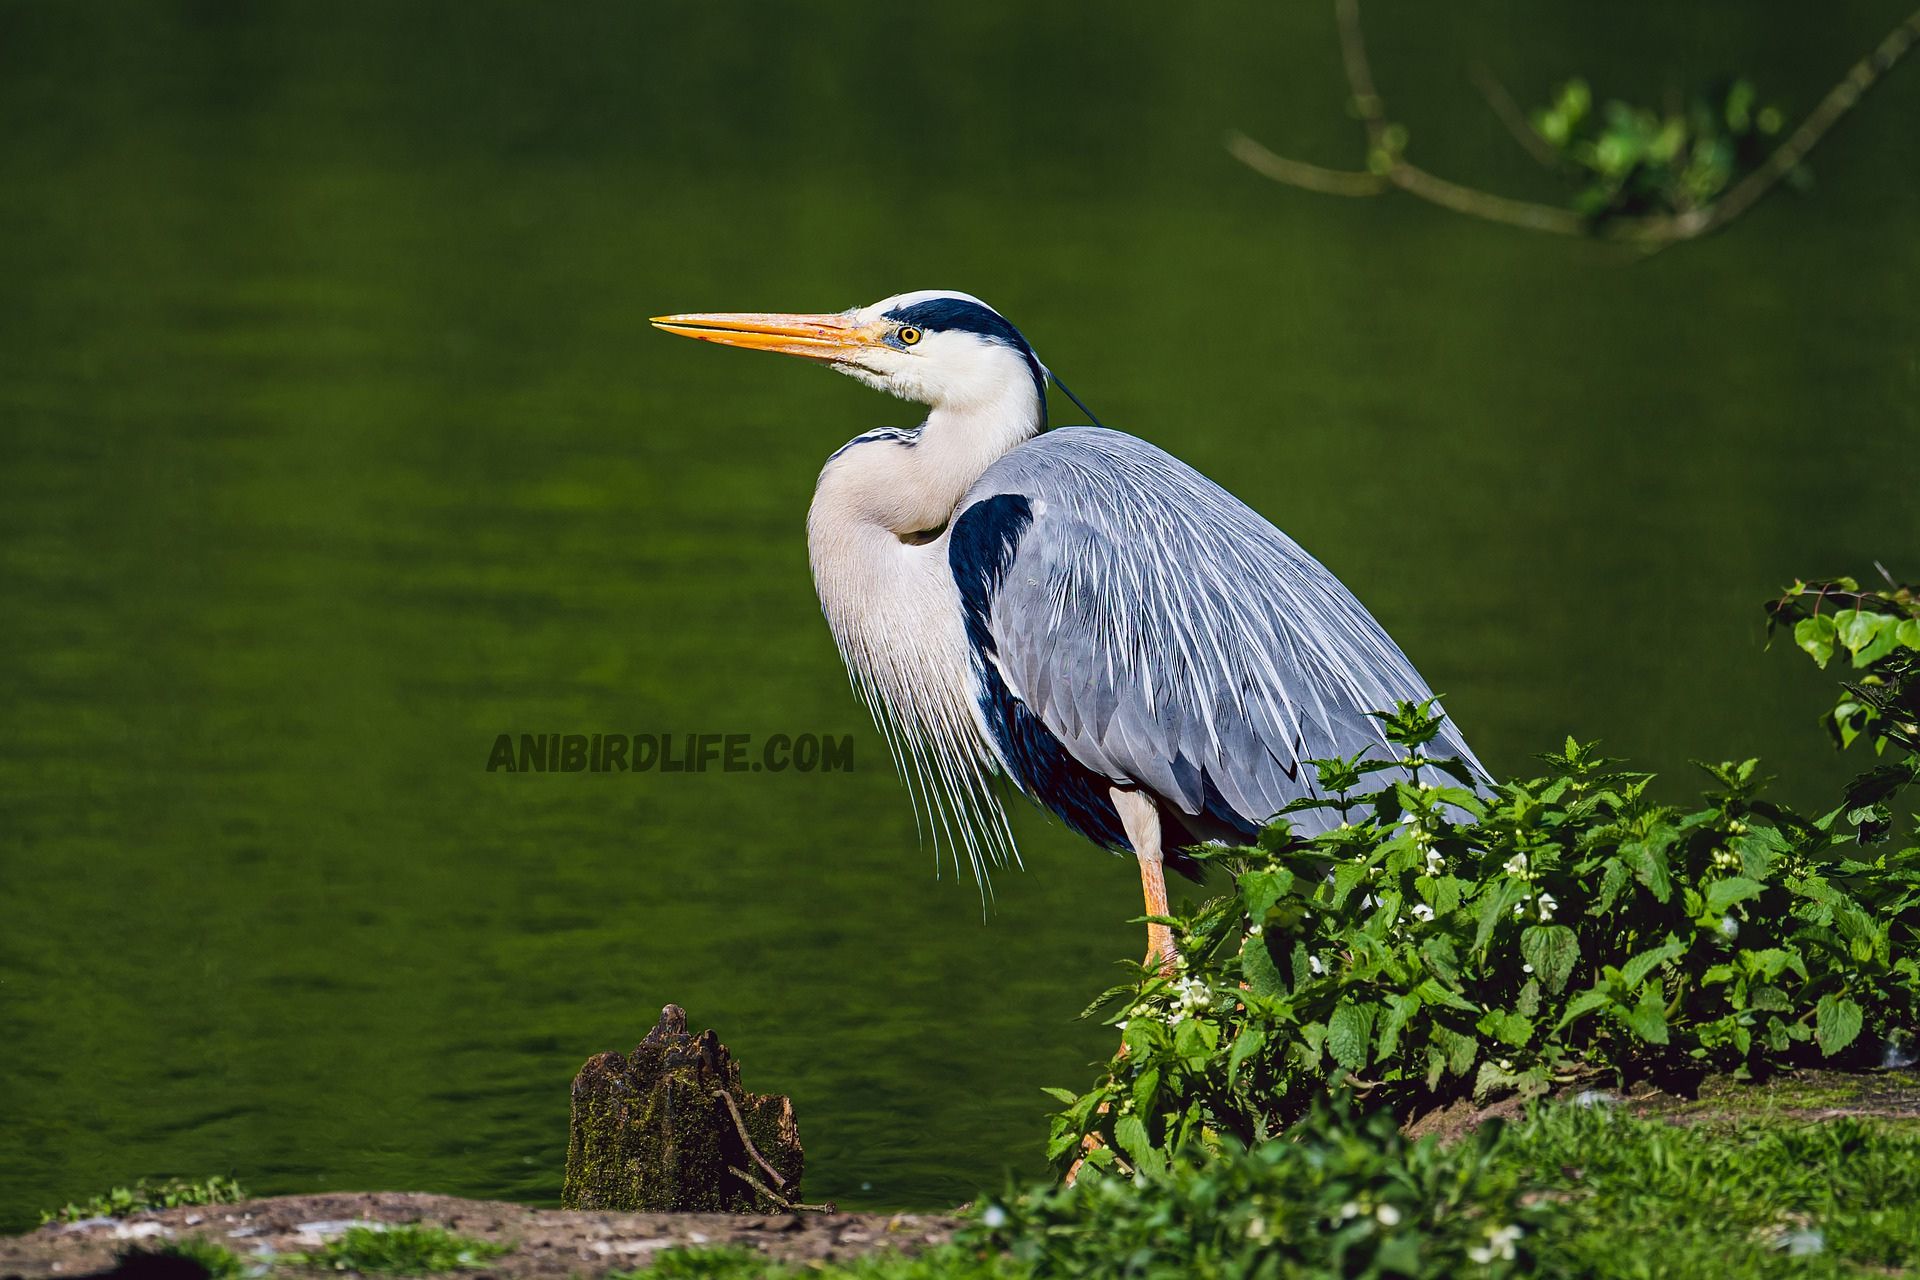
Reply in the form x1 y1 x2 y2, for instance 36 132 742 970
1112 788 1180 976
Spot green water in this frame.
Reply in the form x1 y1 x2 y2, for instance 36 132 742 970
2 0 1916 1228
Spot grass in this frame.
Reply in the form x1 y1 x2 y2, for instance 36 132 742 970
635 1244 1025 1279
287 1225 507 1274
41 1176 247 1224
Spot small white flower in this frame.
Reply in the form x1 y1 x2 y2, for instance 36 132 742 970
1309 954 1326 976
1536 892 1558 923
981 1205 1007 1229
1375 1204 1401 1226
1410 903 1435 923
1115 1020 1128 1030
1719 915 1740 940
1498 1058 1513 1071
1246 924 1263 938
1469 1223 1523 1264
1503 852 1530 879
1246 1216 1267 1240
1712 847 1741 871
1337 1201 1362 1222
1522 963 1534 974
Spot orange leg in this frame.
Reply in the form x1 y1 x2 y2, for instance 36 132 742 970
1114 787 1180 975
1066 789 1181 1186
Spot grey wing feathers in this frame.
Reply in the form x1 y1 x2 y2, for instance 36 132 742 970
967 427 1485 836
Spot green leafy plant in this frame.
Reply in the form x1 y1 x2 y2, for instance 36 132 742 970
1049 578 1920 1176
992 1099 1545 1278
1531 77 1792 221
40 1176 247 1225
289 1225 507 1274
988 1101 1920 1279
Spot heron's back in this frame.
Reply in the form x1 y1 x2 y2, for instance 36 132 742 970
950 426 1484 853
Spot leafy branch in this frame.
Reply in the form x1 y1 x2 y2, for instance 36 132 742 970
1049 575 1920 1178
1228 0 1920 247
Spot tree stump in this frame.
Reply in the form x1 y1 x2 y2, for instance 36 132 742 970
562 1004 806 1212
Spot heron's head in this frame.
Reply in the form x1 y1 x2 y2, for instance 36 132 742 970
652 290 1045 417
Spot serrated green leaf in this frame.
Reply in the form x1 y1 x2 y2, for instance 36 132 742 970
1477 1008 1534 1048
1521 924 1580 994
1039 1086 1078 1105
1621 994 1670 1044
1327 1000 1377 1070
1240 933 1284 998
1621 937 1687 990
1238 868 1294 919
1131 1065 1160 1117
1227 1027 1265 1082
1112 1114 1162 1177
1375 993 1419 1063
1815 994 1864 1057
1557 986 1614 1031
1705 877 1765 915
1622 839 1673 902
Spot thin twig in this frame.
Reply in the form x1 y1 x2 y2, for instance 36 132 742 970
1685 6 1920 237
1229 1 1920 247
1223 133 1385 196
1470 62 1561 169
726 1165 836 1213
712 1089 786 1190
1389 165 1589 236
1334 0 1387 143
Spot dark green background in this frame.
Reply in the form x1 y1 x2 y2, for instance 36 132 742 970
2 0 1916 1229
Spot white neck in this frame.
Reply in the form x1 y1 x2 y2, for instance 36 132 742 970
803 372 1043 886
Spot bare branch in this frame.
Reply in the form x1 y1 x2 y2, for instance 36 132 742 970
1689 6 1920 237
1224 133 1386 196
1388 165 1589 236
1334 0 1387 142
712 1089 787 1190
1228 1 1920 248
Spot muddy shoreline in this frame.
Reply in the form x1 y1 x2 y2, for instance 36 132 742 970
0 1192 960 1280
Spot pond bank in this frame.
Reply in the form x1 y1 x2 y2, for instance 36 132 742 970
0 1192 960 1280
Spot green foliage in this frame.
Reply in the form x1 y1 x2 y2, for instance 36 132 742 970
634 1244 1025 1280
1531 77 1792 221
643 1103 1920 1279
40 1176 247 1225
986 1100 1545 1278
289 1226 507 1274
1498 1105 1920 1276
118 1238 248 1280
1049 581 1920 1173
1770 575 1920 758
979 1102 1920 1279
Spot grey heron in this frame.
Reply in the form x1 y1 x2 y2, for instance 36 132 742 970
653 291 1484 971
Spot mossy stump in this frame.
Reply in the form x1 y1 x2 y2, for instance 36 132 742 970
562 1004 805 1212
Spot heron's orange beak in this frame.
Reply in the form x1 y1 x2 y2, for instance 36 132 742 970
649 310 888 363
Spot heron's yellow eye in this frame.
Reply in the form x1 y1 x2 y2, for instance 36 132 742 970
897 326 923 347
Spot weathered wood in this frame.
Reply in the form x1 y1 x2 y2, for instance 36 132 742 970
562 1005 805 1212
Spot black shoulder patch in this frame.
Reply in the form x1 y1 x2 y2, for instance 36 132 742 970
948 493 1033 657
